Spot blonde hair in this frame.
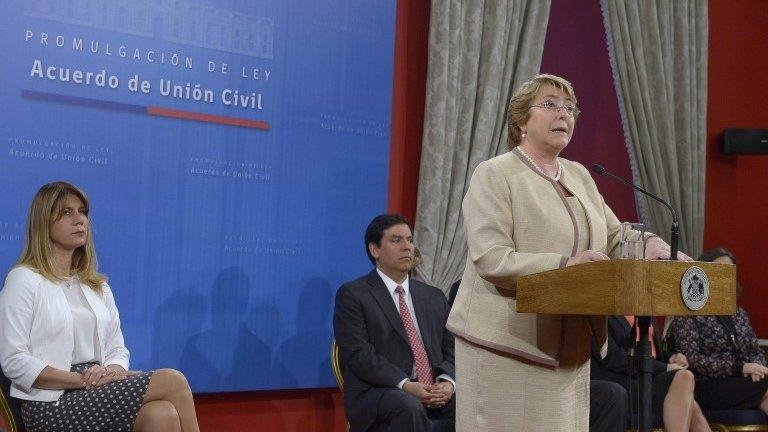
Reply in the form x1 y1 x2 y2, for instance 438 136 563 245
507 73 578 149
17 181 106 292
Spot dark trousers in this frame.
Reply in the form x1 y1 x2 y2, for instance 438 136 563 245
370 389 455 432
590 380 628 432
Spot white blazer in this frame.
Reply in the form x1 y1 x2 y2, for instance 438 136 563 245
0 266 130 401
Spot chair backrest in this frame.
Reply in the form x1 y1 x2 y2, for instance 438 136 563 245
331 339 344 391
0 370 20 432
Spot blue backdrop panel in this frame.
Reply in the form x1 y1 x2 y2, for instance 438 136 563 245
0 0 396 392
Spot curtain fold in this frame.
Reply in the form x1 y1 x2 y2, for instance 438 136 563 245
601 0 708 257
413 0 551 291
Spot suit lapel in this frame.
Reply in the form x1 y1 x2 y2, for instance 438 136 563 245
366 271 409 344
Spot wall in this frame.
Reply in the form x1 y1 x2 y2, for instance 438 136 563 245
194 389 344 432
387 0 430 222
704 0 768 334
193 0 430 429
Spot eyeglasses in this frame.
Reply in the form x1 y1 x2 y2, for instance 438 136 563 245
530 100 581 118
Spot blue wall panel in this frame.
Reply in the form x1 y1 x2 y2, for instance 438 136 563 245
0 0 396 392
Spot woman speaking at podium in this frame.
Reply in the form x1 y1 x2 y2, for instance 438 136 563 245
447 74 687 431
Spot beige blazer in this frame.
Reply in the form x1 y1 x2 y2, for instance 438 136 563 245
447 149 628 368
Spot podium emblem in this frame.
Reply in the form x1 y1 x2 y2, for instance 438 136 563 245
681 266 709 310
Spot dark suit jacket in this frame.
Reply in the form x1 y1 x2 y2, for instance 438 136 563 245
333 270 455 432
591 316 668 382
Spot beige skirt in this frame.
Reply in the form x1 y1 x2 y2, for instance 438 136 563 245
456 337 589 432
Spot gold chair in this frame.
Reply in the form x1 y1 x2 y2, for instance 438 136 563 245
625 418 766 432
331 339 349 432
714 422 768 431
705 410 768 432
331 339 344 391
0 383 19 432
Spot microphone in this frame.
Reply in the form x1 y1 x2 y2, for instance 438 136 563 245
591 164 679 261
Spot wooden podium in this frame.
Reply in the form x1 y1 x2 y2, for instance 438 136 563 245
517 260 736 316
516 260 737 432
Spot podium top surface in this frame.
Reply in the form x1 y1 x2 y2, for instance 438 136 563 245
516 260 736 316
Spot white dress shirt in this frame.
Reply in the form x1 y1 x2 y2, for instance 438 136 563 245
376 269 455 392
0 266 130 401
61 279 100 364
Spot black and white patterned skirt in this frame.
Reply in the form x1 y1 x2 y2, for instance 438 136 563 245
21 363 154 432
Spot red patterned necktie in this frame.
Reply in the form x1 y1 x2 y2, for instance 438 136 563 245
395 285 434 384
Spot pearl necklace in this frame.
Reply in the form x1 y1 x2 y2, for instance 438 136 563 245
517 146 562 181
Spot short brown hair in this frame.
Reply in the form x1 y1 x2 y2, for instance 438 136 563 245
507 74 578 149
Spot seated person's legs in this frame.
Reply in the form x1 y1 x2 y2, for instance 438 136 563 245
689 400 710 432
136 368 198 432
426 394 455 432
661 369 710 432
589 380 627 432
376 389 431 432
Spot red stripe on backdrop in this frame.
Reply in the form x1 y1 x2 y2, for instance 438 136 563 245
147 106 271 130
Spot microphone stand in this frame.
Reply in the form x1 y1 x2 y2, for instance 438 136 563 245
635 317 654 432
591 165 679 261
591 164 679 432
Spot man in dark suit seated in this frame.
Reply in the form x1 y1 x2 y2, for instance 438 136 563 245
333 214 455 432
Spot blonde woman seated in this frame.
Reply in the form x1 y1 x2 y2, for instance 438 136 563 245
0 182 200 432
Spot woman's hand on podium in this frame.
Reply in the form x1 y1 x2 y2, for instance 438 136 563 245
565 250 609 267
644 236 693 261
